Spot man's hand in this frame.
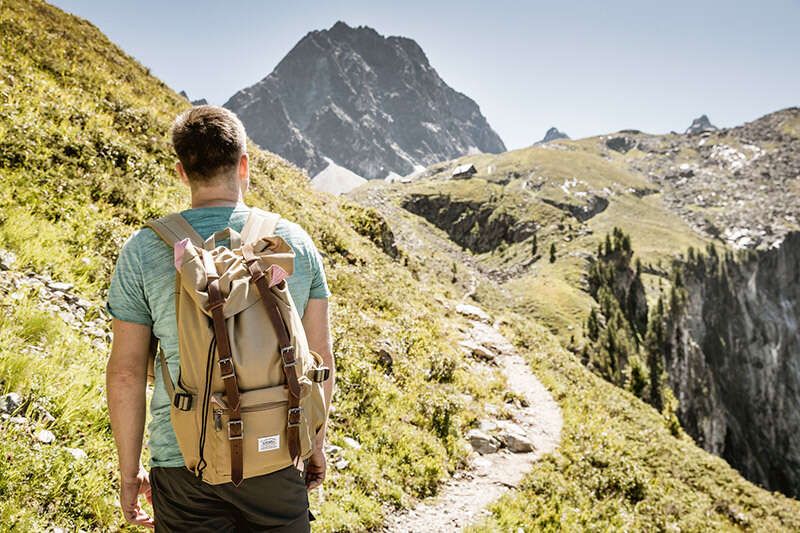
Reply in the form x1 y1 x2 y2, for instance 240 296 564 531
120 464 154 529
305 446 327 490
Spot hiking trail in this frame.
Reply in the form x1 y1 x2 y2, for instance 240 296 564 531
351 187 563 531
383 314 563 532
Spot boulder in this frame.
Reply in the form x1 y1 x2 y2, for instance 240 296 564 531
458 340 496 362
606 136 637 153
342 436 362 450
466 428 499 454
1 392 22 414
502 432 535 453
36 429 55 444
65 447 87 460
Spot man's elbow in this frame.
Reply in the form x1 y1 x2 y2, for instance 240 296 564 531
106 357 147 388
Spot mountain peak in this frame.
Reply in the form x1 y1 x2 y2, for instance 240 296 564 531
225 24 505 179
685 114 717 135
540 127 570 144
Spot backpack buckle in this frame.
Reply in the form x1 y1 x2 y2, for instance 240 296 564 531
287 407 303 428
173 393 193 411
311 367 330 383
280 346 296 367
227 420 243 440
218 357 235 379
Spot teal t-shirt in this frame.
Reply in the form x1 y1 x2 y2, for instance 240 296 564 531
106 203 330 467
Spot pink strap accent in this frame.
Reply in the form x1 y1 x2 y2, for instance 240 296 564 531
173 238 190 271
268 264 289 287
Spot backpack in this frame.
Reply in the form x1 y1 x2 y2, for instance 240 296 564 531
145 208 329 486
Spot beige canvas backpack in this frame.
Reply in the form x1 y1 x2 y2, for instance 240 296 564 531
145 208 329 486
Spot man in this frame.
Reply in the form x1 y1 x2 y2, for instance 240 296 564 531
106 105 334 531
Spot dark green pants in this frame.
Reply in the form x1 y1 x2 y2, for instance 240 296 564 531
150 466 311 532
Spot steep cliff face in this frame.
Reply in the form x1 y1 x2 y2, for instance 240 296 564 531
401 193 535 253
664 234 800 497
224 21 506 179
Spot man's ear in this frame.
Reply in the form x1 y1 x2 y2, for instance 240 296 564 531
238 153 249 191
176 162 190 187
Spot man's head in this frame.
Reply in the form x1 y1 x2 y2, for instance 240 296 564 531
171 105 249 193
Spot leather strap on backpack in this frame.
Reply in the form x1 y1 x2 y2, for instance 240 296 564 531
241 245 304 465
201 249 246 486
145 214 202 409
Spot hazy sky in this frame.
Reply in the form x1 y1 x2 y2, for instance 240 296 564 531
51 0 799 149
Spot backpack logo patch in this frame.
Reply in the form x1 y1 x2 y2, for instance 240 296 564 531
257 435 280 452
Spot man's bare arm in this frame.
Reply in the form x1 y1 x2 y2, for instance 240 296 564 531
106 318 154 528
302 297 335 448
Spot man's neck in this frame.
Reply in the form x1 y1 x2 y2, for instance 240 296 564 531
189 188 244 209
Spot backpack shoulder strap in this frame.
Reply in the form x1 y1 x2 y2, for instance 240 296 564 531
241 207 281 244
145 213 203 247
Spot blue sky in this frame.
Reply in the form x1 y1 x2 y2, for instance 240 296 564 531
51 0 799 149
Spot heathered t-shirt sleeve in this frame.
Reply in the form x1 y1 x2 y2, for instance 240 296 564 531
106 231 152 326
304 232 331 300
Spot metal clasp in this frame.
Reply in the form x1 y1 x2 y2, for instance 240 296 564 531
227 420 243 440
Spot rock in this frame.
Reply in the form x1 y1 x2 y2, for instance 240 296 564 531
9 416 28 425
455 304 491 323
75 298 93 310
466 429 499 455
334 458 350 470
36 429 55 444
0 249 16 270
65 447 87 460
606 136 637 153
458 340 496 362
341 436 362 450
324 444 343 458
1 392 22 414
495 421 535 453
375 340 394 374
502 432 535 453
47 281 73 292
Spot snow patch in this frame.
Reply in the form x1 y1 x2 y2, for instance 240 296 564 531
310 158 367 195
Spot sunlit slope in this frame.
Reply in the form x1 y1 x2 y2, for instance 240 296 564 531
356 142 707 335
0 1 504 530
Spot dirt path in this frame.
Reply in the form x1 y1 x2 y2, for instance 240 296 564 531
383 317 563 532
350 186 563 531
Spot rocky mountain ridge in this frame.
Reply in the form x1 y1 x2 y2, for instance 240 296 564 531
224 21 505 180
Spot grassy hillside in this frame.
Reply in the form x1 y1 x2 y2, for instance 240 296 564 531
351 127 800 529
0 1 506 530
355 142 708 340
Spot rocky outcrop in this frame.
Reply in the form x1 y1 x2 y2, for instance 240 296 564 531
224 21 506 179
402 194 535 253
541 195 609 223
606 135 638 153
626 107 800 250
685 114 717 135
663 234 800 497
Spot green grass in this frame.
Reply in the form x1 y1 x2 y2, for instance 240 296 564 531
0 1 507 530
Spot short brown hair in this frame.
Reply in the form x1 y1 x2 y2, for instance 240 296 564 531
171 105 247 183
